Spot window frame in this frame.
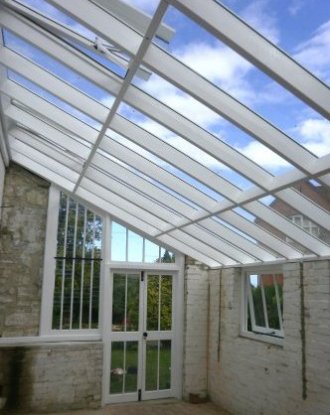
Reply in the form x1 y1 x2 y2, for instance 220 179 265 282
241 266 284 343
40 185 105 337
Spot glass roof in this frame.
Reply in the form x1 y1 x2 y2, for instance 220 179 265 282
0 0 329 267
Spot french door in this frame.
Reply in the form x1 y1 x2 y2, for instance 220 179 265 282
106 270 177 403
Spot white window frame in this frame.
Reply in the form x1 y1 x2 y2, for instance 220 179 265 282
40 185 105 338
241 266 284 344
290 214 320 237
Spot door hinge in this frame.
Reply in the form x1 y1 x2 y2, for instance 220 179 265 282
141 271 145 282
138 389 142 401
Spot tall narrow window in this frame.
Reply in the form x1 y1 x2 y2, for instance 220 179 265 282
245 270 283 338
52 192 103 330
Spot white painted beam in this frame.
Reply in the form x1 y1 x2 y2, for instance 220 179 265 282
168 0 330 118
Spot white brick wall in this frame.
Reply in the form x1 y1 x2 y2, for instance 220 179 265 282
183 260 209 399
207 261 330 415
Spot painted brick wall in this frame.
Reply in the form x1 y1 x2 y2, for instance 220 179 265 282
183 257 209 400
0 342 102 412
0 163 49 337
208 261 330 415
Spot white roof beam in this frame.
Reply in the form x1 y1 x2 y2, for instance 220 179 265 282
11 150 75 191
157 234 221 267
80 177 169 231
85 167 184 225
0 10 318 186
71 0 169 193
218 211 303 260
92 153 198 219
92 0 175 43
5 79 328 254
245 202 329 256
168 0 330 119
48 0 319 171
4 52 328 230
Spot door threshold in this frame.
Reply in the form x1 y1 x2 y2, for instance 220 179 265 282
108 398 180 406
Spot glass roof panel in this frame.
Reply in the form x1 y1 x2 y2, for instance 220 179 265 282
219 0 330 85
106 130 223 201
3 30 115 105
156 5 329 160
9 71 102 130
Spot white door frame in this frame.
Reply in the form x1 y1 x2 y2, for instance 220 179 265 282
101 219 184 405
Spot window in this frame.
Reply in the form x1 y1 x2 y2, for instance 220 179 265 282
52 192 103 330
290 214 320 237
111 221 175 263
244 270 283 338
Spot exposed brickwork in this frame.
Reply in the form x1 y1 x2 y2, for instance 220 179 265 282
207 261 330 415
0 342 103 413
183 257 209 400
0 163 49 337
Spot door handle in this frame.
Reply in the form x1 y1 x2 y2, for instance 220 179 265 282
143 332 148 339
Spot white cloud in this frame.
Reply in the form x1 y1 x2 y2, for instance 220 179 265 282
241 0 280 44
141 75 223 129
294 20 330 80
237 141 291 171
288 0 304 16
294 118 330 157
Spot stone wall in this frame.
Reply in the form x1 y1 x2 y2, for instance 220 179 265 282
0 155 4 221
0 342 103 413
0 163 49 337
208 261 330 415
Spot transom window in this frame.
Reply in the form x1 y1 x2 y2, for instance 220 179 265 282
52 192 103 330
111 221 175 263
245 270 284 338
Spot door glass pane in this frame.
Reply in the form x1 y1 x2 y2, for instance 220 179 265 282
110 341 124 394
160 275 172 331
110 341 139 394
159 340 171 390
125 342 139 393
147 275 159 331
112 273 126 331
146 340 158 391
126 275 139 331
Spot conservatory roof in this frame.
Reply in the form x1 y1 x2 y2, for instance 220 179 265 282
0 0 329 267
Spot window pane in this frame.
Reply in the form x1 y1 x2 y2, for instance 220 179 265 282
112 273 126 332
144 239 160 263
249 275 265 327
111 222 126 261
128 230 143 262
147 275 159 331
159 340 171 390
261 275 280 330
160 276 172 331
110 342 124 394
146 340 158 391
126 275 140 331
125 342 139 393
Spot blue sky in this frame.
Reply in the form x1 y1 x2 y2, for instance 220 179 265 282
6 0 330 190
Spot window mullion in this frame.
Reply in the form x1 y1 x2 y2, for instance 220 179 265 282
274 275 283 332
260 277 269 329
69 201 79 329
59 196 69 330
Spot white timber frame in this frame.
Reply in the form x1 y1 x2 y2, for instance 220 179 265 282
240 265 284 346
0 0 329 269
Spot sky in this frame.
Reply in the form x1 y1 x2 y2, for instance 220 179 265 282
4 0 330 194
